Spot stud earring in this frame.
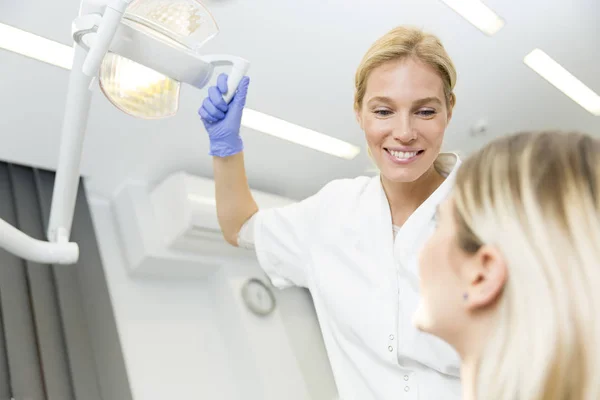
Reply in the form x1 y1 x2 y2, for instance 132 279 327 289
463 293 469 301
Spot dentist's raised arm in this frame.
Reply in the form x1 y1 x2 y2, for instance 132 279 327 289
198 73 257 246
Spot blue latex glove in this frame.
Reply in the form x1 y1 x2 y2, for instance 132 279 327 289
198 73 250 157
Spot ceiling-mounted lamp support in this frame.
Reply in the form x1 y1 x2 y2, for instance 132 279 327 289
0 0 249 264
81 0 132 76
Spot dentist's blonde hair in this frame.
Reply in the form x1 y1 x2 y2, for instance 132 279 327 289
354 25 457 111
454 131 600 400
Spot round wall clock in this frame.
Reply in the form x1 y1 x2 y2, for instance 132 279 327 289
241 278 276 316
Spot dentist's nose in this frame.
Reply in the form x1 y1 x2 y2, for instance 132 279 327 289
391 115 416 143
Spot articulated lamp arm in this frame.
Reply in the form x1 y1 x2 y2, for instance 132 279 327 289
0 0 247 265
0 0 131 265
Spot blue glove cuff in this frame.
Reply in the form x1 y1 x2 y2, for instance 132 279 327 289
209 136 244 158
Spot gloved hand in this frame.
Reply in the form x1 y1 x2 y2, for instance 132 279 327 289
198 73 250 157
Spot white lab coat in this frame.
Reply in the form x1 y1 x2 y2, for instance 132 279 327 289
247 153 462 400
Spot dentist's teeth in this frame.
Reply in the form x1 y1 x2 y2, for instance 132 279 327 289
389 150 418 160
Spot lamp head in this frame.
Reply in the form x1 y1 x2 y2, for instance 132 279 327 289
100 0 219 119
74 0 248 120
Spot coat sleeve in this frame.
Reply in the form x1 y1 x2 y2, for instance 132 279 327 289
249 180 343 289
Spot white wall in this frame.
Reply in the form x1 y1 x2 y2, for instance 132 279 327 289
87 195 338 400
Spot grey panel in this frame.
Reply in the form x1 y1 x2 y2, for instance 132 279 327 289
0 163 14 400
10 165 75 400
0 161 132 400
35 171 103 400
69 178 133 400
0 164 45 400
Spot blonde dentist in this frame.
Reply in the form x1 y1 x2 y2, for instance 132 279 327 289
199 26 462 400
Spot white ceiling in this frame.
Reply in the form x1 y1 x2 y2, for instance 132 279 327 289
0 0 598 201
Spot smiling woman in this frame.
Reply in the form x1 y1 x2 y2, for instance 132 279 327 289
198 25 463 400
357 58 451 185
353 28 457 221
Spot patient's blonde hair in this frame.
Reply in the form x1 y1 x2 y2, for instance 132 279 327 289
454 131 600 400
354 25 457 111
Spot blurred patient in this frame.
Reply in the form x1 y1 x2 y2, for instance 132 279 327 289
413 130 600 400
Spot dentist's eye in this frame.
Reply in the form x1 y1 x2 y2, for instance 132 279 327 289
374 109 393 116
416 109 436 117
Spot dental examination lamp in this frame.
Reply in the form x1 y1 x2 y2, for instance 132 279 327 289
0 0 249 264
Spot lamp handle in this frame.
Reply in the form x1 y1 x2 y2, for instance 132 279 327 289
201 55 250 104
222 58 250 104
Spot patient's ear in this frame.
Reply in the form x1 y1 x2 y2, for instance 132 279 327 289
463 245 507 310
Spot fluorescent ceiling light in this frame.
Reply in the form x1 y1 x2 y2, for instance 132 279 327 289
0 22 361 159
440 0 505 36
242 109 361 160
187 194 216 206
0 22 73 69
524 49 600 116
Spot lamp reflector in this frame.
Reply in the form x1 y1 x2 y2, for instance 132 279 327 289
99 52 180 119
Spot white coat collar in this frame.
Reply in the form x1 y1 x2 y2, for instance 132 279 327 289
353 153 461 254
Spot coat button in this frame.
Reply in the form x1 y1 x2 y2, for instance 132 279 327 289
404 386 410 392
389 334 394 340
388 346 393 352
